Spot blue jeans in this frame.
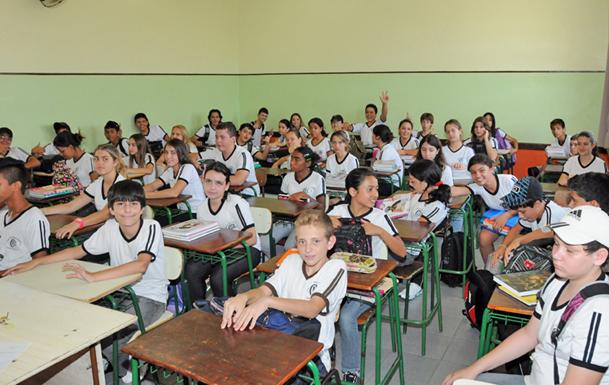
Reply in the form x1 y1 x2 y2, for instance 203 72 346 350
339 298 372 373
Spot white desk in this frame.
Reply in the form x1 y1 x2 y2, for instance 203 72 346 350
4 261 142 303
0 281 136 385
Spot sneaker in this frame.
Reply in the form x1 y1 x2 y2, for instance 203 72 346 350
399 282 422 300
343 371 362 384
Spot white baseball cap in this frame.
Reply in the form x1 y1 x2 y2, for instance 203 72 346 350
550 206 609 248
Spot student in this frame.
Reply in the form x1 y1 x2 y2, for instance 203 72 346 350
187 161 262 300
444 205 609 385
0 159 49 273
157 125 200 167
417 112 435 139
484 111 519 161
124 133 156 185
236 123 271 162
416 134 454 186
0 127 40 169
329 114 344 132
53 131 95 187
192 109 222 148
465 116 498 163
134 112 168 159
549 118 571 158
221 209 347 375
251 107 269 147
567 172 609 214
569 134 579 157
104 120 130 157
558 131 608 186
345 91 389 146
307 117 331 162
280 146 326 206
144 139 205 213
42 144 126 239
6 180 168 379
373 124 403 194
325 131 359 178
272 128 305 170
490 176 569 267
442 119 475 172
452 154 518 264
31 121 71 158
327 167 406 383
391 118 419 156
290 112 309 139
268 118 291 146
206 122 260 196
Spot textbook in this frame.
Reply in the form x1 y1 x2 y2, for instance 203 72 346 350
372 160 398 173
493 270 551 297
346 277 393 303
162 219 220 241
331 252 377 274
497 285 538 306
480 209 519 236
376 193 411 219
27 184 78 199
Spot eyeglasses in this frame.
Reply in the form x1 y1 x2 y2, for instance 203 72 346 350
0 135 11 142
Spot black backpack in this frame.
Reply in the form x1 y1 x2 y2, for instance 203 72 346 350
440 231 469 287
332 218 372 256
463 269 496 329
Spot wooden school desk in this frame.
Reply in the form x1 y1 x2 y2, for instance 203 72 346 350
47 214 103 252
122 310 324 385
229 181 259 196
164 229 254 298
0 281 135 385
147 194 192 224
477 288 534 357
246 196 320 219
26 189 79 207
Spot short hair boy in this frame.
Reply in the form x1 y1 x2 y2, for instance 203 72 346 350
0 127 40 169
221 209 347 374
331 114 345 131
567 172 609 214
0 158 49 273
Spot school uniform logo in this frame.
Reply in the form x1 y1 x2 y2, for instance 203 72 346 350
308 283 319 296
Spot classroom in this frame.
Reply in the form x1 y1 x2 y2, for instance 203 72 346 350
1 1 609 385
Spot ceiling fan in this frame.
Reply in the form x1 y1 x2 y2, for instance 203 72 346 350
40 0 65 8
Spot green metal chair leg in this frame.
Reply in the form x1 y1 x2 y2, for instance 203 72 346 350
431 233 443 333
305 360 322 385
359 316 370 382
184 201 193 219
477 308 492 357
218 250 229 296
125 286 146 333
131 358 141 385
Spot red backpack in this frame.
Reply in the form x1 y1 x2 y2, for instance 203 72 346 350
463 269 496 329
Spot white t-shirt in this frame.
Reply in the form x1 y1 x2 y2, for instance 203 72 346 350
406 193 448 226
325 153 359 178
109 138 130 157
375 144 403 186
250 122 267 147
280 170 326 200
145 124 167 146
84 173 127 210
526 273 609 385
550 135 572 158
442 144 475 171
466 174 518 210
125 153 157 185
195 124 216 146
196 194 260 251
391 136 419 152
562 155 608 178
326 204 399 259
208 146 260 196
66 152 94 187
0 206 50 270
158 164 205 211
1 147 30 162
307 137 331 161
518 200 568 231
264 253 347 371
352 120 385 146
82 219 168 304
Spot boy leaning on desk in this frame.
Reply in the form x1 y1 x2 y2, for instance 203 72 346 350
4 179 169 379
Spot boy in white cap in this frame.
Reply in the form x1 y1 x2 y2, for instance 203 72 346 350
444 205 609 385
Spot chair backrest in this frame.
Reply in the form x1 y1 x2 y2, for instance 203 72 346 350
378 241 388 260
255 168 268 188
250 206 272 235
143 205 155 220
163 246 184 280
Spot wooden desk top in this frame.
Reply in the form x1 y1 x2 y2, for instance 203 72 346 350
164 228 251 254
147 194 191 208
230 181 259 193
347 259 398 291
260 167 289 177
543 164 563 174
4 261 142 303
247 197 320 218
448 195 469 210
122 310 323 385
0 281 135 385
541 182 568 194
487 288 534 316
47 214 102 236
393 219 435 242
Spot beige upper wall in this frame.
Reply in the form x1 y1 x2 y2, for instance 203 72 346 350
0 0 240 73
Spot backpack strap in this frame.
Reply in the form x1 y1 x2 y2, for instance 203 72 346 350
551 281 609 384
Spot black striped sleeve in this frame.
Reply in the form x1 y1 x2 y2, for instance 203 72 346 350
314 268 346 316
570 312 606 372
383 214 399 236
236 153 248 171
141 224 158 262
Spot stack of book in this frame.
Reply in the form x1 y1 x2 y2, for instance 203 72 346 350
162 219 220 242
493 270 551 306
331 252 377 274
347 277 393 303
27 184 78 199
372 160 398 173
545 145 568 159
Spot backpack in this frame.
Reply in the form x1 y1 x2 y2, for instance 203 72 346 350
463 269 496 329
347 132 366 161
440 231 468 287
332 218 372 256
504 244 553 274
494 129 516 166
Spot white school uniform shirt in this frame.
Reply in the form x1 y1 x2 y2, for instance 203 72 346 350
391 136 419 152
551 135 572 158
250 122 267 147
352 120 385 146
307 137 331 161
82 218 168 304
442 144 475 171
43 143 59 156
66 152 94 187
264 253 347 371
526 273 609 385
375 144 403 186
84 173 126 211
110 138 130 157
196 194 261 251
440 166 454 186
0 147 29 162
406 193 448 226
562 155 608 178
325 153 359 178
280 170 326 200
145 124 167 146
326 204 399 259
518 200 568 231
195 124 216 146
208 146 260 196
158 163 205 211
466 174 518 210
464 137 498 154
187 142 198 154
125 153 157 185
0 206 50 270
